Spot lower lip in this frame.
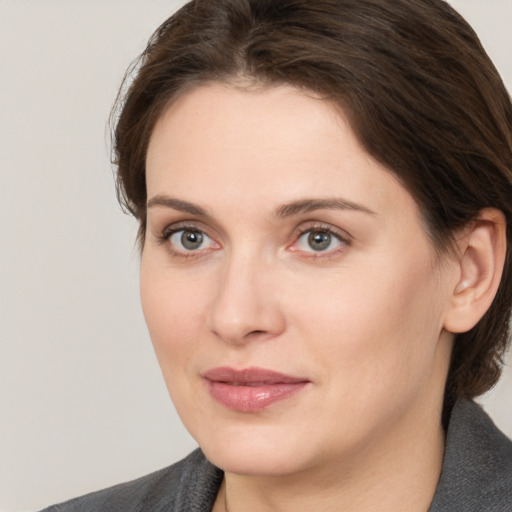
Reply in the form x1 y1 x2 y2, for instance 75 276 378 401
206 380 308 412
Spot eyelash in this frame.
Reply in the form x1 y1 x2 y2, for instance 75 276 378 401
289 223 351 259
156 222 351 260
156 223 218 260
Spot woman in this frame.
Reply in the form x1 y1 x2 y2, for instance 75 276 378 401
42 0 512 510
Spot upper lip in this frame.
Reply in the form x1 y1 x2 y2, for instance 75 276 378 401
203 366 309 385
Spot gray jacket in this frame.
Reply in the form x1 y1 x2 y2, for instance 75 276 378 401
41 400 512 511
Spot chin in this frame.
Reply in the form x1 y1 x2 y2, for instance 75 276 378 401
203 441 306 477
188 419 313 476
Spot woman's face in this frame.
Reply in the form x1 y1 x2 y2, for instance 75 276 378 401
142 83 457 477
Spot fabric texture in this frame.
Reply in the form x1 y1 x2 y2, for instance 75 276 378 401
40 449 223 512
40 400 512 511
428 400 512 511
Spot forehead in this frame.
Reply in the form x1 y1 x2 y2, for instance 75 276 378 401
145 82 416 220
147 82 348 170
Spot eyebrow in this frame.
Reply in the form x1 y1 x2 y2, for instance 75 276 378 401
274 198 376 218
146 194 376 218
147 195 208 216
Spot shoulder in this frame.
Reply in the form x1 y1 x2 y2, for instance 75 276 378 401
39 448 223 512
430 399 512 512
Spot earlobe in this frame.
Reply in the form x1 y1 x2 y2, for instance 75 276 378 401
443 208 507 334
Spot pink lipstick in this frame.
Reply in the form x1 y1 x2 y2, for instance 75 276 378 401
203 367 309 412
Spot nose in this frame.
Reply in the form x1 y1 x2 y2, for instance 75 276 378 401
208 251 286 345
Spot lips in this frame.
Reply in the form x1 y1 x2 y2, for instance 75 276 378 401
203 367 310 412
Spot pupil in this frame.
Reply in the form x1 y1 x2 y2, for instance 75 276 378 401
308 231 331 251
181 230 203 250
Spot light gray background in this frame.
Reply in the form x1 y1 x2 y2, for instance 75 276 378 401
1 1 511 510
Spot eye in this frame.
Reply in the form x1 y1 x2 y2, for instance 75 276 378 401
292 227 349 255
167 228 215 253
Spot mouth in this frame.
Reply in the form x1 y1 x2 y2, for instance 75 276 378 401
202 367 310 412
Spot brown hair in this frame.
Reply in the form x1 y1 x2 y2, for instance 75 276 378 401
111 0 512 399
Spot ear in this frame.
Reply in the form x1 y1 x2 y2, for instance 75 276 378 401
443 208 507 334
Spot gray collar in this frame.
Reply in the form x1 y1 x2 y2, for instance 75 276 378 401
429 399 512 511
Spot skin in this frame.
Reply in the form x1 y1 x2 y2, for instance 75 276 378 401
141 83 461 511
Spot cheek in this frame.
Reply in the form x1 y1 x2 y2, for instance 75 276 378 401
291 253 445 387
288 262 447 446
139 260 209 363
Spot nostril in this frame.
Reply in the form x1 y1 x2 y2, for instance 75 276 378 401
247 330 267 337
